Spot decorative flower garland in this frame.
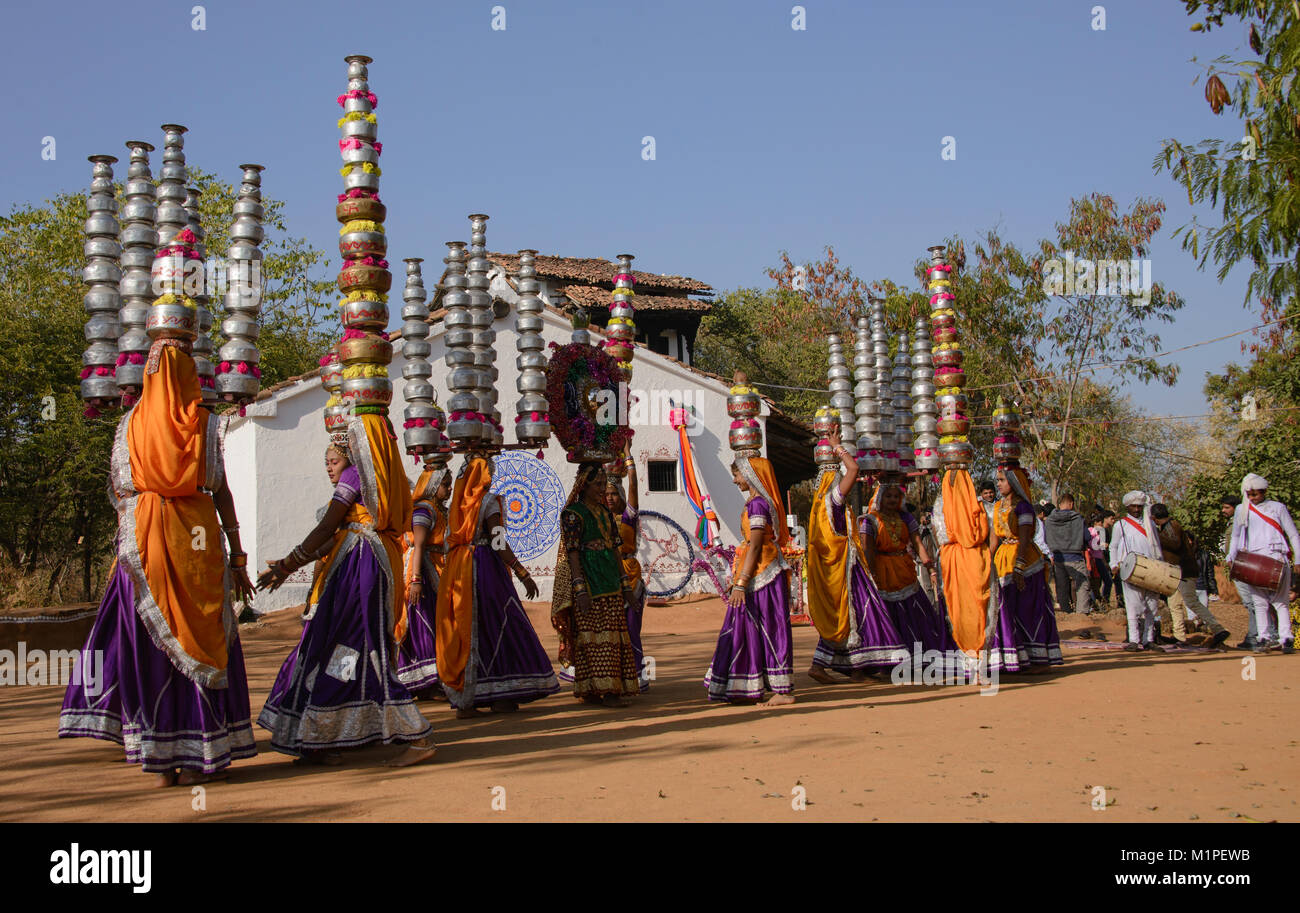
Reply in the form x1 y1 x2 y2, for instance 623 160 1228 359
339 289 386 304
545 341 634 457
337 189 381 204
217 361 263 377
153 293 198 309
342 364 388 379
337 112 377 127
338 220 384 235
336 89 379 108
339 137 382 154
339 162 381 177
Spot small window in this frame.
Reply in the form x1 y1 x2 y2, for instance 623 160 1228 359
647 460 678 492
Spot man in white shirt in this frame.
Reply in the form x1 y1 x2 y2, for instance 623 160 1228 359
1110 490 1166 652
1226 474 1300 654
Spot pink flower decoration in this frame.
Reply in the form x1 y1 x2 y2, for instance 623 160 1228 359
121 393 136 409
176 228 198 244
83 406 100 419
373 142 382 155
252 366 261 378
95 366 113 376
115 353 127 366
238 406 247 417
129 353 145 365
219 361 231 373
236 362 249 374
79 367 92 379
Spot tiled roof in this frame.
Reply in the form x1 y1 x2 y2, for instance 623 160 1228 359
485 252 712 294
558 284 714 312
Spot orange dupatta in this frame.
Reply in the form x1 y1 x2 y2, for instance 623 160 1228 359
732 455 790 580
124 345 230 685
938 471 992 654
806 470 861 644
347 414 413 641
434 456 492 695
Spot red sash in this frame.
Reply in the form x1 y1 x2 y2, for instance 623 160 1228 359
1248 503 1292 558
1123 516 1147 536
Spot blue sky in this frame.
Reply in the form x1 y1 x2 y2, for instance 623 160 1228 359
6 0 1257 415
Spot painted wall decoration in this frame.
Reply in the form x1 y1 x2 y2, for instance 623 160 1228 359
490 450 565 561
636 509 697 598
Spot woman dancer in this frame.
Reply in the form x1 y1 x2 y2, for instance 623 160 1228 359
606 449 648 691
59 337 257 787
862 482 955 661
988 463 1063 671
436 453 559 718
552 463 641 706
704 452 795 704
806 425 909 684
257 421 435 767
398 457 451 696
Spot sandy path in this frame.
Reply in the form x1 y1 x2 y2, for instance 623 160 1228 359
2 597 1295 822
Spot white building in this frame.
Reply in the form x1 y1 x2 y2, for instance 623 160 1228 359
225 254 811 613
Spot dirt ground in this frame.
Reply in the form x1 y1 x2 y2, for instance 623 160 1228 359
1 595 1295 823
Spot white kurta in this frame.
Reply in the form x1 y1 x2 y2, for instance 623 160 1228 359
1226 499 1299 645
1110 513 1164 644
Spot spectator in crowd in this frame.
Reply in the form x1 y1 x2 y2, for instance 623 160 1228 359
1150 503 1231 647
1101 511 1123 609
1088 513 1114 606
1044 493 1092 614
978 480 997 524
1221 494 1261 649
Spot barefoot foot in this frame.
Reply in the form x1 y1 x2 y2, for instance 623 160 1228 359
807 666 837 685
764 693 796 706
153 769 178 788
387 740 436 768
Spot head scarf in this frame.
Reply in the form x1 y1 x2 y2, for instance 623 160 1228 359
1122 490 1145 507
1001 465 1033 507
1119 489 1160 541
735 454 790 547
415 466 449 505
1241 473 1268 498
567 462 606 508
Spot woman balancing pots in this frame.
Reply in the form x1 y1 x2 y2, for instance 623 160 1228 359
256 422 436 766
59 337 258 785
805 421 910 685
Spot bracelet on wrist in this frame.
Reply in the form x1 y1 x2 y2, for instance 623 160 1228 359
229 553 248 569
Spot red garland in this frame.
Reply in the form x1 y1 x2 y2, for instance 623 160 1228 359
544 342 633 458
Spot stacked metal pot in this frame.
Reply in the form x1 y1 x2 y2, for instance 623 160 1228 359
115 141 156 404
827 333 855 437
332 55 393 429
813 405 839 467
401 258 449 456
80 155 122 412
215 165 266 406
183 186 217 404
147 125 200 346
442 240 482 445
727 373 762 454
927 245 973 468
910 317 941 471
992 396 1022 463
871 299 898 473
513 250 551 445
465 215 502 446
605 254 636 381
853 310 881 474
892 330 914 473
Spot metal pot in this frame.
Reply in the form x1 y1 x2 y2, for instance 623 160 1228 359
729 424 762 451
403 379 434 402
335 197 387 224
146 303 198 340
913 414 938 434
517 372 548 394
403 360 434 380
340 376 392 408
218 340 259 365
337 263 392 294
402 337 431 359
339 300 389 331
727 393 760 418
515 421 551 442
338 334 392 364
338 230 386 259
215 372 259 399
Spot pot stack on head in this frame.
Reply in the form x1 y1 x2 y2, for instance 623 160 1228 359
332 55 393 437
558 289 590 345
513 250 551 446
992 396 1022 465
827 333 854 439
927 245 972 468
182 187 217 405
465 214 502 446
853 309 881 474
215 165 266 407
727 371 762 455
400 258 449 457
893 330 914 474
441 241 481 446
115 141 157 406
80 155 122 414
910 317 940 471
871 299 897 474
605 254 636 382
147 125 200 348
813 405 839 468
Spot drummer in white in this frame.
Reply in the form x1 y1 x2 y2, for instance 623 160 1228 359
1226 473 1300 654
1110 490 1165 652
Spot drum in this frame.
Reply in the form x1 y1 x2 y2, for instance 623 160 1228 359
1228 550 1286 591
1120 554 1180 596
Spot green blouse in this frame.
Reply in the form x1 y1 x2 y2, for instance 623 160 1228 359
561 500 625 598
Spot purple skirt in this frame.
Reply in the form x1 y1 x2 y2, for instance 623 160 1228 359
58 562 257 774
988 568 1063 671
396 551 439 692
704 571 793 701
884 585 958 656
627 580 649 692
813 563 911 673
442 545 559 710
258 536 433 755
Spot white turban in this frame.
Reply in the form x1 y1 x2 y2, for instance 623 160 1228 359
1122 490 1146 507
1241 473 1268 497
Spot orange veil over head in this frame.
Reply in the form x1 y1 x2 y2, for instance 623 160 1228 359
735 454 789 547
805 468 862 645
118 343 233 687
434 455 492 696
939 470 993 654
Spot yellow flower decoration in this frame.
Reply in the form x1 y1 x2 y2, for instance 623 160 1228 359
339 163 382 177
928 278 952 291
338 220 385 235
610 288 636 297
337 112 378 127
326 395 341 408
154 294 198 309
342 364 388 379
729 384 757 395
340 290 387 304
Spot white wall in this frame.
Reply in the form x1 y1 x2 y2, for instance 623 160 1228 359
225 275 771 612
